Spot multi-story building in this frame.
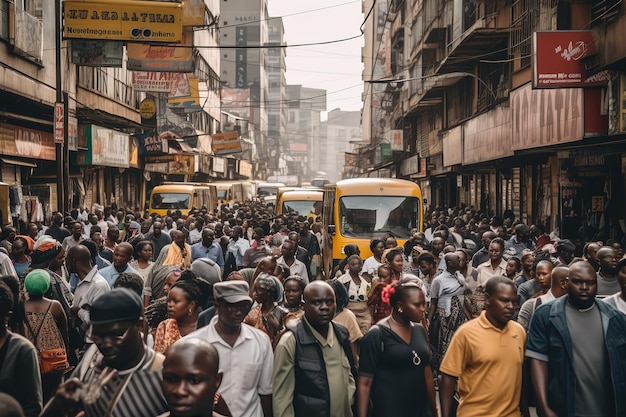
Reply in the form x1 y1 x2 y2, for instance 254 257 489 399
267 17 287 175
319 109 361 183
286 85 327 180
355 0 626 245
0 0 221 220
220 0 270 178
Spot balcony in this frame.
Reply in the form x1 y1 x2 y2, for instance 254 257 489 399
436 0 509 74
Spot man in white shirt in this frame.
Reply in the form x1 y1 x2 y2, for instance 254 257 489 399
277 240 310 283
227 226 250 270
66 245 110 336
185 281 273 417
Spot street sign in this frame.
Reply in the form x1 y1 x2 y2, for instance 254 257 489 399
54 102 64 144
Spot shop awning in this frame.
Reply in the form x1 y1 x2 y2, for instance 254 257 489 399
1 158 37 167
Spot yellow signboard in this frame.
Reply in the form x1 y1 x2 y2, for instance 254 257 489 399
182 0 206 26
63 0 183 43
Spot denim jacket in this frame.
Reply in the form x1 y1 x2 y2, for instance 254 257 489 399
526 296 626 417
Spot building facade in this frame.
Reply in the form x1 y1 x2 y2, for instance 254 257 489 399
355 0 626 246
0 0 221 225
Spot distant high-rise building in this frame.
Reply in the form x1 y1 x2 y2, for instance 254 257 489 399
285 85 327 179
220 0 270 176
267 17 287 174
319 109 361 183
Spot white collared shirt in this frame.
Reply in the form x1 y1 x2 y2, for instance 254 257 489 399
73 266 110 325
184 317 273 417
277 256 310 283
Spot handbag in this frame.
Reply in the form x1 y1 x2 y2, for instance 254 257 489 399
24 301 70 374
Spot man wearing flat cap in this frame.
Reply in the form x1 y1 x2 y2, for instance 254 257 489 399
42 288 168 417
505 223 535 259
554 239 576 267
185 281 273 417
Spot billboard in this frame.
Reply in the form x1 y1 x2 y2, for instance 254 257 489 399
211 132 242 156
63 0 183 43
127 27 193 72
71 40 123 67
181 0 206 26
533 31 610 88
145 154 194 175
167 75 201 112
77 125 130 168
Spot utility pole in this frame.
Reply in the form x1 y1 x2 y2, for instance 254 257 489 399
55 0 67 214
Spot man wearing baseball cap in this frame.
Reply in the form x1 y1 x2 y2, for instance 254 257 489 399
42 288 168 417
185 281 273 417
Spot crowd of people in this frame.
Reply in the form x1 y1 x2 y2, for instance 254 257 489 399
0 201 624 417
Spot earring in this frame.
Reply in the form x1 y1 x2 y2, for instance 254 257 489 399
188 309 193 316
398 307 404 313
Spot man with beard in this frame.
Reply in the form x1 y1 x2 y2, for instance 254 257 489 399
527 261 626 417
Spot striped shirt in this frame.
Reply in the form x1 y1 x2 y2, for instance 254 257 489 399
72 345 167 417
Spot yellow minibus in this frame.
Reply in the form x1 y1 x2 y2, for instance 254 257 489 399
149 183 217 217
322 178 423 276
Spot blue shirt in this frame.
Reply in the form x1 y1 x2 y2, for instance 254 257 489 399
191 242 225 266
99 264 140 287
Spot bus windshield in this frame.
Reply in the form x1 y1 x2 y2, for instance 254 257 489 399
282 200 316 215
258 187 279 197
151 193 191 210
338 196 419 239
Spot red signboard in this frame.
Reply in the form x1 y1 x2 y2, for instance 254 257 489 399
533 31 609 88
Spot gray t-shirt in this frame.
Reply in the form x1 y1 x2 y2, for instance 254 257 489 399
597 272 621 298
565 302 614 417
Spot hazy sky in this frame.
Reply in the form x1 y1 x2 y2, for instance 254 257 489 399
267 0 364 115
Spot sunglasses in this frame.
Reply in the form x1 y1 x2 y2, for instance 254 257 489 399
87 324 133 345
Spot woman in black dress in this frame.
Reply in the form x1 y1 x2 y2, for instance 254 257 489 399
357 280 437 417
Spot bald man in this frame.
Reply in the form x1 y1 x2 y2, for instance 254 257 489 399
66 244 110 337
273 281 357 417
99 242 139 287
161 339 223 417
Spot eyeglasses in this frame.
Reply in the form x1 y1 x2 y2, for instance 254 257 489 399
225 303 253 313
349 294 366 301
87 324 133 345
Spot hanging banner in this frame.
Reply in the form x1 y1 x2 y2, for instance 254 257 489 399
71 40 123 66
211 131 242 155
63 0 183 43
127 27 193 72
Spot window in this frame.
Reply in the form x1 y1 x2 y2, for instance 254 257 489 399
0 0 8 40
13 0 43 63
338 196 419 238
288 111 295 123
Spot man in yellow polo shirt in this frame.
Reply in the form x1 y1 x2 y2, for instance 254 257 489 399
440 276 528 417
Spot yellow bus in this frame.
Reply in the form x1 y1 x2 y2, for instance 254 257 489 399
322 178 423 276
213 181 244 206
275 189 323 218
149 183 218 217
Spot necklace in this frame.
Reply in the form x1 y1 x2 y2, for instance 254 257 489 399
578 303 595 313
388 317 422 366
411 350 422 366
